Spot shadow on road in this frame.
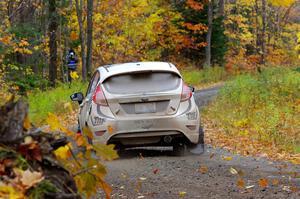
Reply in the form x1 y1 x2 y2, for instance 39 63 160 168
117 147 174 159
117 144 205 159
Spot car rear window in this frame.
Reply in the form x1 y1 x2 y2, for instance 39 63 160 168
103 72 181 94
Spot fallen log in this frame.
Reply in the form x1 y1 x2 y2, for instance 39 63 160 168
0 98 80 199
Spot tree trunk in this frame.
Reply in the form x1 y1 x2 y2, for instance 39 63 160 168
48 0 58 86
86 0 93 78
205 0 213 67
218 0 224 17
254 0 260 54
75 0 87 81
261 0 266 65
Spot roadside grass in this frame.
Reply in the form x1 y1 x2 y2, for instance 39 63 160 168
204 67 300 156
28 81 87 124
181 66 229 88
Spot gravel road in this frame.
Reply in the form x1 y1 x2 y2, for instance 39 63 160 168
97 86 300 199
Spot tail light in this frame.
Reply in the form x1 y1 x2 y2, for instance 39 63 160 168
181 82 192 102
92 85 108 106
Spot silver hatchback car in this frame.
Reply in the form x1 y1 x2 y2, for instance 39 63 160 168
71 62 203 152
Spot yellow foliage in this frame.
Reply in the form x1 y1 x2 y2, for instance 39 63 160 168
70 71 79 80
23 115 31 131
93 144 118 161
268 0 296 7
0 185 24 199
82 126 94 140
296 32 300 59
19 39 29 47
0 36 12 45
46 113 62 131
45 113 117 198
54 145 71 159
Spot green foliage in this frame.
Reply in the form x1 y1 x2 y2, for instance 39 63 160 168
295 67 300 73
28 180 57 199
10 23 43 40
206 67 300 152
28 81 87 124
15 74 49 93
181 66 228 85
2 64 49 93
211 17 227 65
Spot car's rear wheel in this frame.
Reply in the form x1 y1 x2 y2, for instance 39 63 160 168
172 127 204 156
172 142 188 156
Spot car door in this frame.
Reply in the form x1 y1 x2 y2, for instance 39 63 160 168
79 71 100 128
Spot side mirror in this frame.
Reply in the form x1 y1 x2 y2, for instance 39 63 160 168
189 86 195 92
70 92 84 104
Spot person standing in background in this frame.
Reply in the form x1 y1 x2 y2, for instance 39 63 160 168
66 49 78 83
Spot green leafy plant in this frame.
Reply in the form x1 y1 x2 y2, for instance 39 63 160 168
205 67 300 153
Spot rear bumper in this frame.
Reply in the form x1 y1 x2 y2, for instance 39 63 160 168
87 98 200 145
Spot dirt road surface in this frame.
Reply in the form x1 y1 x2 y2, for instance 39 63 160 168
97 87 300 199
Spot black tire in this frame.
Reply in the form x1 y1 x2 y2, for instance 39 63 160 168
172 143 188 156
198 126 205 145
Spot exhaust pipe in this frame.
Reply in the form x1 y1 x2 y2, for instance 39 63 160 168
163 135 173 144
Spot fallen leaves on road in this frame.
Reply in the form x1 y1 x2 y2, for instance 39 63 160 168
237 178 245 189
272 179 279 186
245 185 255 189
258 178 268 188
179 191 186 197
290 159 300 165
222 156 233 161
153 169 159 174
135 180 142 193
230 167 238 175
291 186 299 193
199 165 208 174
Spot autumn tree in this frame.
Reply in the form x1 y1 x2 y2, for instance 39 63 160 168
224 0 300 71
86 0 94 78
73 0 94 81
48 0 58 86
75 0 87 81
173 0 227 66
91 0 185 64
205 0 213 67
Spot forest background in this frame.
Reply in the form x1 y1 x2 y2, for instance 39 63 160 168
0 0 299 90
1 1 300 198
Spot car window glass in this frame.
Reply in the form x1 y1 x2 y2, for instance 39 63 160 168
86 72 100 98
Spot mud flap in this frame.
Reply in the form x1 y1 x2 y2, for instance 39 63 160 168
189 127 205 155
